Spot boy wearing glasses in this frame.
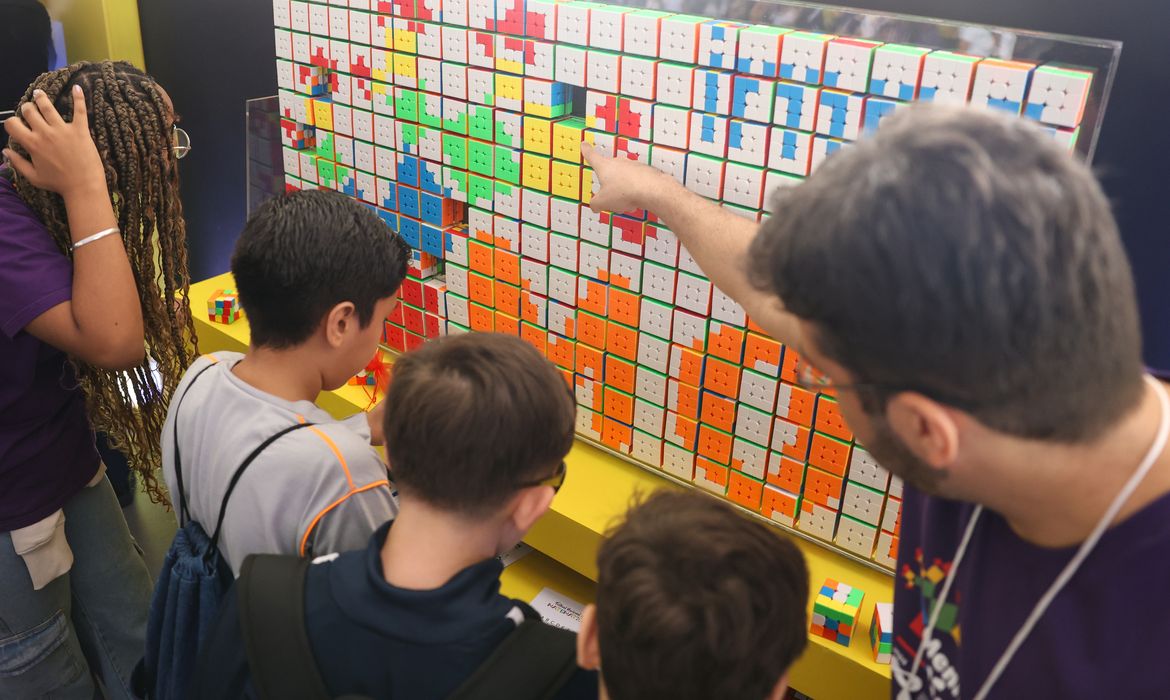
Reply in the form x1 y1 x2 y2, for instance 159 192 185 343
194 332 595 699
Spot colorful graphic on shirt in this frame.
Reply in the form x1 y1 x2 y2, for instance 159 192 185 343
892 546 962 699
902 546 961 645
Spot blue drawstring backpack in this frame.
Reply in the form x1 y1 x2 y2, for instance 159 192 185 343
134 363 313 699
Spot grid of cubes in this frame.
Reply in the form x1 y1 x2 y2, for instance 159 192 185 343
272 0 1094 569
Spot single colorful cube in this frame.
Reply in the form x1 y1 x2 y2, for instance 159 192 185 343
811 579 865 647
737 25 788 77
780 32 831 85
588 5 628 52
207 289 242 324
823 38 879 93
1024 64 1093 128
870 44 930 100
698 20 743 70
692 68 733 115
773 81 819 131
870 602 894 664
862 96 901 134
970 58 1035 115
659 14 704 64
623 9 670 57
526 0 557 40
656 62 694 108
919 51 980 104
816 90 864 140
726 119 768 167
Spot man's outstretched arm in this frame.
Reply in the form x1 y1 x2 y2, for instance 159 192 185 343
581 142 802 346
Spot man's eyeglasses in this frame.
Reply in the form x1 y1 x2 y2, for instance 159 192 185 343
172 125 192 160
792 353 884 395
517 461 567 494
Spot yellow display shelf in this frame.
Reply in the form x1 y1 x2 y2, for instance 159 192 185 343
190 272 892 699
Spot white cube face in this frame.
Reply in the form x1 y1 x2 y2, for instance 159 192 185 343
659 16 700 64
970 61 1033 114
697 21 739 70
920 53 977 104
589 7 625 52
692 68 732 115
823 39 876 93
726 120 768 167
1025 67 1092 128
555 45 588 87
685 156 724 199
737 30 783 77
780 34 828 85
688 113 728 158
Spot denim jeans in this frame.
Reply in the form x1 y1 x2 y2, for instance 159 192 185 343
0 477 153 699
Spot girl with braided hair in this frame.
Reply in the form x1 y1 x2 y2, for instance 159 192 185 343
0 61 194 698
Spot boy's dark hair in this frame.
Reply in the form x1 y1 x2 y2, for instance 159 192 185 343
595 491 809 700
232 189 410 348
750 103 1144 442
383 332 576 515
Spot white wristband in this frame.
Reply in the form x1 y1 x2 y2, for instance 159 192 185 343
72 227 120 251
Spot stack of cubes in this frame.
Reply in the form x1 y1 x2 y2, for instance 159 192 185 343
811 578 865 647
272 0 1095 569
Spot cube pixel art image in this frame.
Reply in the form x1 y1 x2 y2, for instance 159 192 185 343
812 578 865 647
271 0 1102 569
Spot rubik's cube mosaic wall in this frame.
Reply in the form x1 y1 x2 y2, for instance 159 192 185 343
273 0 1094 569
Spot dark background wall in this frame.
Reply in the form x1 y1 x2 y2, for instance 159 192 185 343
137 0 276 282
136 0 1169 370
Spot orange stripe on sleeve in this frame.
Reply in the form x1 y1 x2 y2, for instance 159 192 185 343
306 426 355 489
297 480 391 556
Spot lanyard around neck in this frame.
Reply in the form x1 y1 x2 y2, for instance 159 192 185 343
894 375 1170 699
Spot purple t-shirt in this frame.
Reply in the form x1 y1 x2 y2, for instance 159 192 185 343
0 171 100 531
892 484 1170 698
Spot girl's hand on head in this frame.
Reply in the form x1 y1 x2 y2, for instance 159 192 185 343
3 86 107 200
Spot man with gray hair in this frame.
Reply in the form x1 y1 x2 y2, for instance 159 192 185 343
583 103 1170 699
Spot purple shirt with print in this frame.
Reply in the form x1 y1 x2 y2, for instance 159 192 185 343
892 482 1170 698
0 170 100 531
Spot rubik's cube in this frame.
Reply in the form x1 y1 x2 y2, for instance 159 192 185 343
207 289 241 324
811 578 864 646
349 370 378 386
870 602 893 664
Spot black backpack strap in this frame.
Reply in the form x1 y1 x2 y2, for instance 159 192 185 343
447 618 580 700
171 360 219 524
207 421 315 552
237 554 334 700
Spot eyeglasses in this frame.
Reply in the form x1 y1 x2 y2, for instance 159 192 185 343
172 125 192 160
517 461 567 494
792 353 881 395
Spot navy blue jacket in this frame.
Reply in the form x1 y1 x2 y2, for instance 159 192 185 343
194 521 597 699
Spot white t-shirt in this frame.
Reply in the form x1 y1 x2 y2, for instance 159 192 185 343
161 352 398 575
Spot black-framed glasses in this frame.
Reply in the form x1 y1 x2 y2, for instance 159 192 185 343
172 125 192 159
517 461 567 494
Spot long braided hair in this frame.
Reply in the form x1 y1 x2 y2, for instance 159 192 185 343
12 61 196 505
